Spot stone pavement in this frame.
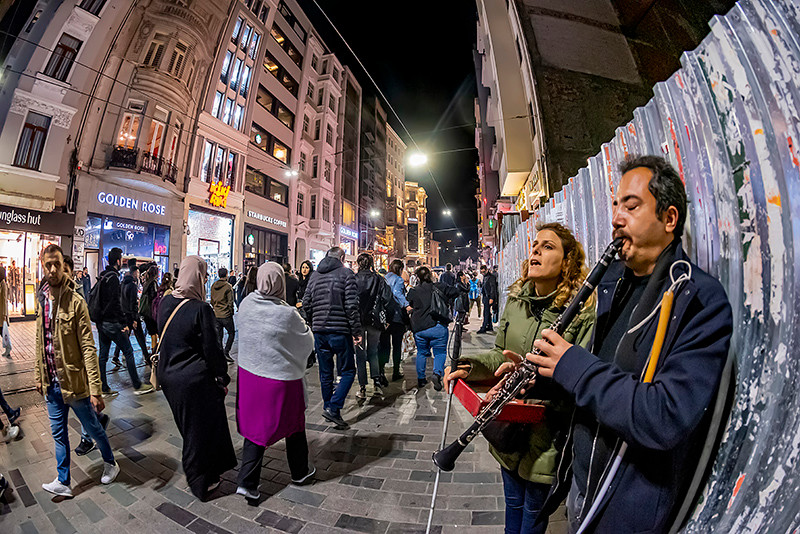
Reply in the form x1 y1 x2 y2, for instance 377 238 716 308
0 308 568 533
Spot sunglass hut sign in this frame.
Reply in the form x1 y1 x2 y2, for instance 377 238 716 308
97 192 166 216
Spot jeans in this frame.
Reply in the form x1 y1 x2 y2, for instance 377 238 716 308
501 467 550 534
355 326 382 386
98 321 141 390
114 320 150 362
481 296 493 331
46 383 114 485
215 316 235 356
238 432 309 490
0 386 12 429
380 323 405 373
414 323 449 379
314 332 356 415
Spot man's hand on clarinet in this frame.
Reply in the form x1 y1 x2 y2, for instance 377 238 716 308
528 329 573 378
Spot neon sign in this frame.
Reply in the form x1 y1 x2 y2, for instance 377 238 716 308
208 182 231 208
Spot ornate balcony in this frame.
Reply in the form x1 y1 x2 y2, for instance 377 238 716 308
109 146 138 170
141 152 178 184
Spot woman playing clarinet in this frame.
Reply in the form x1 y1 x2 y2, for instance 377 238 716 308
444 222 595 534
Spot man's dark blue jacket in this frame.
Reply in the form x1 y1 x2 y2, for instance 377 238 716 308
545 240 733 533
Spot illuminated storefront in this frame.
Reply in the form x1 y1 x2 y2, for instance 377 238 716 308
0 204 74 317
84 215 170 276
187 206 234 298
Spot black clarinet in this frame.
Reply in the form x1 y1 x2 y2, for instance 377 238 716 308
432 238 624 472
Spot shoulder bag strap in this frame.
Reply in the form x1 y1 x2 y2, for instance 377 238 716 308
154 299 189 355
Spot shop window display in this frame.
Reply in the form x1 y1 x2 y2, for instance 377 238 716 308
83 215 170 279
0 231 60 317
187 209 233 298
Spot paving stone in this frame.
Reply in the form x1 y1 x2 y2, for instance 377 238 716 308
17 484 38 507
276 485 326 507
334 513 391 534
187 516 234 534
104 483 137 507
9 468 26 487
471 510 505 525
156 501 197 526
47 510 77 534
76 498 107 522
255 509 306 533
19 521 39 534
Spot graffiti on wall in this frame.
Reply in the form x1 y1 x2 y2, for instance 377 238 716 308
497 0 799 531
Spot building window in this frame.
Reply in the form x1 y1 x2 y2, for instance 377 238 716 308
278 1 307 42
314 120 320 140
230 58 243 90
245 166 288 205
332 66 339 81
223 97 234 124
78 0 106 16
168 41 188 78
299 151 307 172
250 123 291 164
326 124 333 145
316 89 323 107
13 111 50 170
270 24 303 67
302 115 309 134
323 160 331 182
117 111 141 148
143 33 167 68
233 104 244 129
212 91 223 118
259 4 269 23
263 51 298 96
240 65 252 97
276 103 294 129
311 55 318 71
306 81 314 100
200 141 236 187
311 155 318 178
297 192 304 216
322 198 330 222
256 85 294 129
310 195 316 219
220 50 233 83
342 201 355 226
43 33 82 82
249 33 260 60
328 95 336 113
241 24 253 52
231 16 243 44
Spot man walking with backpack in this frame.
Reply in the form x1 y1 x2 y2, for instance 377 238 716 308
302 247 361 428
114 264 151 366
211 267 235 364
36 244 120 497
476 264 498 334
88 248 153 396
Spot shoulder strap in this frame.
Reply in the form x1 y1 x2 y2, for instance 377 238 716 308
155 299 189 354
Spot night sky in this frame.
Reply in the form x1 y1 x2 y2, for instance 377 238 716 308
301 1 480 265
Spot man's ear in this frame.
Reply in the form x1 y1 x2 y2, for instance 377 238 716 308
663 206 679 234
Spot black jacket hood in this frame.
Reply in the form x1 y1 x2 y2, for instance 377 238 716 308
317 256 343 274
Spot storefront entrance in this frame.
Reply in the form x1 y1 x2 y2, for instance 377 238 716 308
187 207 234 298
243 224 288 270
84 214 170 280
0 204 75 318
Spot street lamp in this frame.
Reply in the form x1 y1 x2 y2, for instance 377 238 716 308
408 152 428 167
284 170 298 177
457 232 462 237
369 209 380 218
442 209 452 216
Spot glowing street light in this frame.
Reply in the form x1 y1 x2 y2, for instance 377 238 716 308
284 170 299 177
457 232 462 237
442 209 452 216
369 209 380 218
408 152 428 167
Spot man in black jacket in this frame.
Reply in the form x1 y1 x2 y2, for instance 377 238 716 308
114 265 151 366
477 264 498 334
95 248 153 397
283 263 300 306
302 247 361 428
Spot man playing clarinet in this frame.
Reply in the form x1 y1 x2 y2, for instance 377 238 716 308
530 155 733 533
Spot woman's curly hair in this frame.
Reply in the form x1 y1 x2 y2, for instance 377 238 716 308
511 222 590 309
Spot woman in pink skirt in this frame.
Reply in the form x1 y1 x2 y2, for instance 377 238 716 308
235 262 315 501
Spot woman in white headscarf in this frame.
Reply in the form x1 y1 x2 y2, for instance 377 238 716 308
235 262 315 501
156 256 236 501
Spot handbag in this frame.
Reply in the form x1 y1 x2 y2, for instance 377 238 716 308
150 299 189 389
2 320 11 355
430 285 451 323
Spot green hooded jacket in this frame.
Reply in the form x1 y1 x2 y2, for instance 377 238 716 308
461 280 595 485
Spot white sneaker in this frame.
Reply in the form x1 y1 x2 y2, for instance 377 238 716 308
356 386 366 400
134 384 155 396
2 425 19 442
101 462 120 484
236 486 260 500
42 478 73 497
291 463 316 486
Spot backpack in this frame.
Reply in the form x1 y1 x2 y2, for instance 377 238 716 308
151 290 164 320
430 285 451 323
88 271 116 324
139 279 155 317
370 278 390 330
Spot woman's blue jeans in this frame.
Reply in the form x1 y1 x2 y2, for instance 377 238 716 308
414 323 448 379
501 467 550 534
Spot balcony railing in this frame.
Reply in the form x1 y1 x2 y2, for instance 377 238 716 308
141 152 178 184
109 146 139 170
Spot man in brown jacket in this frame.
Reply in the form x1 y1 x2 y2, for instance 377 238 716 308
210 267 235 363
35 244 119 498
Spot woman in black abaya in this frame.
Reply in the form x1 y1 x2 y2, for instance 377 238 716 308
156 255 236 500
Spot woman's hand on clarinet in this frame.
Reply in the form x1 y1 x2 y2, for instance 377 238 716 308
486 350 536 400
528 329 573 378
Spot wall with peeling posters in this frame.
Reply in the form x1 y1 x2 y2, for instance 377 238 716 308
497 0 799 531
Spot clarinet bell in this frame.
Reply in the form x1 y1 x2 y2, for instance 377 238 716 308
432 440 467 472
